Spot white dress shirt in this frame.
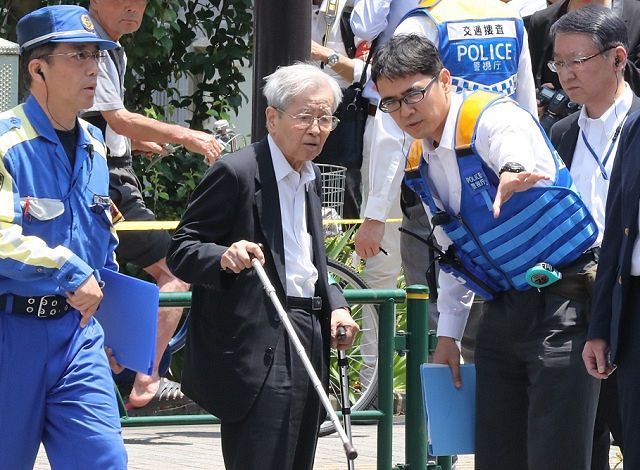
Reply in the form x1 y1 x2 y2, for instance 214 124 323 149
268 135 319 297
362 11 538 223
572 84 633 248
312 0 365 88
350 0 418 102
421 93 556 340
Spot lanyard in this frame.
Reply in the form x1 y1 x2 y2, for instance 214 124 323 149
580 113 628 180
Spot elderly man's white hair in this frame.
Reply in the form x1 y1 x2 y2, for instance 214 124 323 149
263 62 343 113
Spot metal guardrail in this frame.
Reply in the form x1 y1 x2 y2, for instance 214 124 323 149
118 285 454 470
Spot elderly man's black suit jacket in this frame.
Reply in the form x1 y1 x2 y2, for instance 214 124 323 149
526 0 640 94
166 138 348 421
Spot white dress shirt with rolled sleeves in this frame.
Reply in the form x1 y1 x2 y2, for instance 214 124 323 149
312 0 365 88
350 0 418 103
421 93 556 340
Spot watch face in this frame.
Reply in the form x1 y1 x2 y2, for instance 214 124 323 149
328 53 339 66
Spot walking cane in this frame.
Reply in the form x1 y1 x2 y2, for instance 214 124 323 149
251 258 358 461
337 326 356 470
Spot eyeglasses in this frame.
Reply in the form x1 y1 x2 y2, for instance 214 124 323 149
378 75 439 113
44 50 107 64
547 47 614 73
275 108 340 131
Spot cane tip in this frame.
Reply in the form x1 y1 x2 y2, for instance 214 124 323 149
344 443 358 460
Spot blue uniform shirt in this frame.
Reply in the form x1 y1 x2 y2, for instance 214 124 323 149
0 96 118 297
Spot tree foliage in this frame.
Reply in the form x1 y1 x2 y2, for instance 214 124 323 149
1 0 253 220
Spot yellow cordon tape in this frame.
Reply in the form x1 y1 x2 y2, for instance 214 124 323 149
114 219 404 231
406 292 430 300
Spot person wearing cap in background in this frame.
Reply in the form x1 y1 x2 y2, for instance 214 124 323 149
82 0 222 412
0 5 127 469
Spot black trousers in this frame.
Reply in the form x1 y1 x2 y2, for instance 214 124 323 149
342 168 362 221
615 279 640 470
591 375 623 470
220 308 325 470
474 256 600 470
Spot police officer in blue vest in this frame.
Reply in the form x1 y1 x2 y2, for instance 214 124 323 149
355 0 538 265
0 6 127 469
373 34 600 468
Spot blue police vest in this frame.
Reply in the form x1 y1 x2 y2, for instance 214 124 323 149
403 0 524 97
404 91 598 299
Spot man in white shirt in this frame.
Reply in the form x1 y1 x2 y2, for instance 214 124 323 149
549 6 632 468
350 0 418 296
311 0 368 219
372 33 600 468
355 0 538 270
354 2 539 362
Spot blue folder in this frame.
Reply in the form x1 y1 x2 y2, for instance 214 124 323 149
420 363 476 456
94 269 159 375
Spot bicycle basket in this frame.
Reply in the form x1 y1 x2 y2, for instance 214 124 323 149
316 163 347 218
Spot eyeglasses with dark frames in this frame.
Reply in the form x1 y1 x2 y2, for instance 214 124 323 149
275 108 340 131
43 50 107 64
378 74 439 113
547 46 615 73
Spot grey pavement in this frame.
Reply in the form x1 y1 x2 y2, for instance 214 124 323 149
33 417 623 469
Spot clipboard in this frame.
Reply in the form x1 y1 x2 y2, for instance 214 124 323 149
94 268 159 375
421 363 476 456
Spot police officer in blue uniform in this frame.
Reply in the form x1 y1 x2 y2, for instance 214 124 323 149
0 6 127 469
373 34 601 469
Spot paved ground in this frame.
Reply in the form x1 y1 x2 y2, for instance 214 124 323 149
34 417 623 469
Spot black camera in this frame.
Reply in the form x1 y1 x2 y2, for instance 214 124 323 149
537 85 581 133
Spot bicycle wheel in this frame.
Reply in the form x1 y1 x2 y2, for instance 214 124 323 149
319 259 379 437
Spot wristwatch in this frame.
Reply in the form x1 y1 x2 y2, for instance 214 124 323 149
498 162 526 176
327 51 340 68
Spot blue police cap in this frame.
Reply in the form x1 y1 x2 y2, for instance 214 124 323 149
17 5 117 54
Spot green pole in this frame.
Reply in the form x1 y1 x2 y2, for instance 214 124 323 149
158 289 406 308
377 299 396 470
405 285 430 470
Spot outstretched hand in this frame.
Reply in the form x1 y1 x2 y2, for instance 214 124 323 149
493 171 550 218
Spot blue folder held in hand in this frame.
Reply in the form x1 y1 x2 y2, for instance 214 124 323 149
94 269 159 375
421 363 476 456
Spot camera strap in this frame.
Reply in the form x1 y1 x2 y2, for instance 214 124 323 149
580 112 629 181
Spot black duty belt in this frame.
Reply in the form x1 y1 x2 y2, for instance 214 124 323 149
0 294 70 319
286 296 322 311
107 156 133 168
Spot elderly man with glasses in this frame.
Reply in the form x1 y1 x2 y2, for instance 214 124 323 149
166 63 359 470
373 33 601 469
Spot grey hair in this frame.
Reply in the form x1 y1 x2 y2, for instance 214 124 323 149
550 5 628 52
263 62 342 113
